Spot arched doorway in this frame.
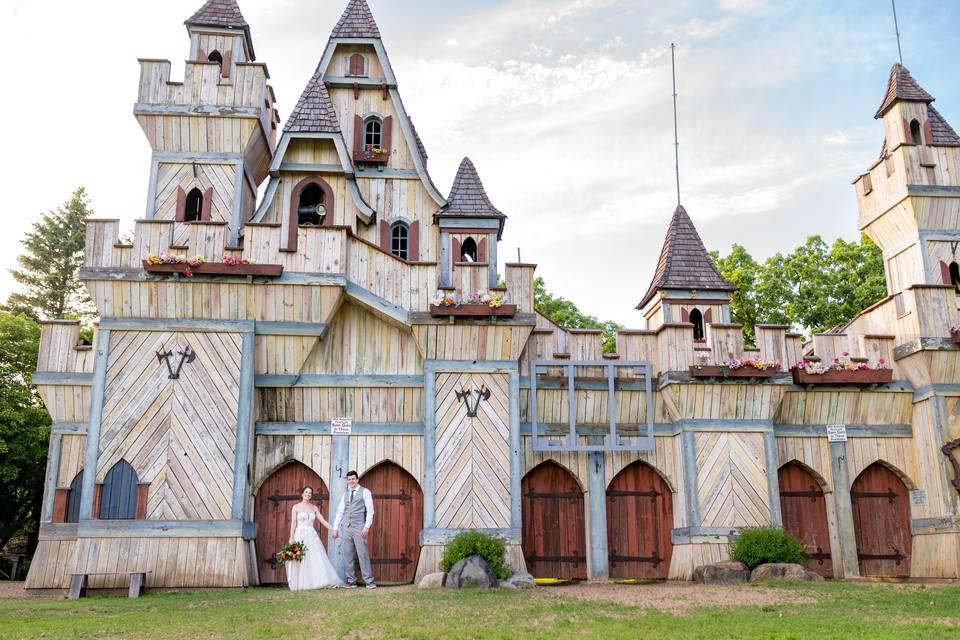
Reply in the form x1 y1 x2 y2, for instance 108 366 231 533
360 461 423 584
778 462 833 577
606 461 673 579
521 461 587 580
255 461 329 584
851 462 912 577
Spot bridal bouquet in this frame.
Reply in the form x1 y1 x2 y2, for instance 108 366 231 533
276 541 307 566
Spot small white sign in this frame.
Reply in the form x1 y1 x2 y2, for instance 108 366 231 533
826 425 847 442
331 417 352 435
910 490 927 507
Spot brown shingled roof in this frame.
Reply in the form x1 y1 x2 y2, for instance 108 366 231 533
408 117 429 170
875 64 934 118
927 105 960 146
185 0 254 60
284 65 340 134
331 0 381 39
636 204 733 310
440 158 505 220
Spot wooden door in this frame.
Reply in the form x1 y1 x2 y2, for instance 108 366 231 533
606 461 673 579
778 462 833 577
851 463 911 577
255 461 329 584
521 462 587 580
360 462 423 584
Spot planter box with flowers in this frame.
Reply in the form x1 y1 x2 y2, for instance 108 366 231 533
354 145 390 164
690 356 780 379
791 353 892 385
143 255 283 278
429 291 516 318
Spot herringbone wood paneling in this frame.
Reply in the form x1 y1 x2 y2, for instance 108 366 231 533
696 432 770 528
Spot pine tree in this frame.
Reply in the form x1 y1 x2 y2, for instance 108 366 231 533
6 187 94 320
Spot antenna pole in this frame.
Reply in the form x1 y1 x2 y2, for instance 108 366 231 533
671 43 681 207
891 0 903 65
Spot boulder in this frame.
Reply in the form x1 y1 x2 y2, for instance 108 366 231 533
804 571 825 582
446 555 499 589
417 572 447 589
502 572 536 589
694 561 750 585
750 563 810 582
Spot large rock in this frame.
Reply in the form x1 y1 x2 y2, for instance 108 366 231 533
750 563 811 582
502 572 536 589
417 572 446 589
693 561 750 585
446 555 499 589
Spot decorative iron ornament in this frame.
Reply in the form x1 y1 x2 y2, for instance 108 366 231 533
455 386 491 418
156 345 196 379
942 438 960 495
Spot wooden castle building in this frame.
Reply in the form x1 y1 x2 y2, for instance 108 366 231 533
24 0 960 591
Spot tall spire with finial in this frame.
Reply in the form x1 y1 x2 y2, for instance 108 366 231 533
671 43 681 207
891 0 904 65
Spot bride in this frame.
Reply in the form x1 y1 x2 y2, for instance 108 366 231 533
286 486 343 590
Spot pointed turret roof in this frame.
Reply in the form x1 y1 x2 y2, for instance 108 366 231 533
185 0 255 60
331 0 381 39
927 105 960 146
441 158 505 219
636 204 733 310
284 65 340 134
875 64 934 118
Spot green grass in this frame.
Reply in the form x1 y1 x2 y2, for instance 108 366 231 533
1 582 959 639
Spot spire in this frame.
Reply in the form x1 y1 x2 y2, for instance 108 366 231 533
875 64 934 118
636 205 733 310
331 0 382 39
284 65 340 134
442 158 505 220
185 0 255 60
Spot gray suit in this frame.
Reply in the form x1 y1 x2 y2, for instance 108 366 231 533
335 486 375 586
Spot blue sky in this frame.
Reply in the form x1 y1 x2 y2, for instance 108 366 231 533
0 0 958 326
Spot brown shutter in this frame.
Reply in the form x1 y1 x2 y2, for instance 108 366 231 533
350 54 364 76
198 48 206 62
201 187 213 221
92 484 103 520
923 119 933 146
478 237 487 263
221 51 232 78
941 261 952 285
136 484 149 520
680 308 689 323
453 238 461 263
380 220 391 253
176 187 186 222
704 309 713 323
903 117 911 143
354 114 364 157
52 489 70 523
382 116 393 157
409 221 420 261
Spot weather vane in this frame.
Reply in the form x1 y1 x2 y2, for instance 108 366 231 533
671 43 681 207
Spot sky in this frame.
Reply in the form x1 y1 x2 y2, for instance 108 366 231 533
0 0 958 327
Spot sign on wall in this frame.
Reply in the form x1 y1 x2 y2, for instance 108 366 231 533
826 425 847 442
331 417 352 435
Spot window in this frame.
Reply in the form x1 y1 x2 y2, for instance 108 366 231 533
689 308 704 341
185 187 204 222
390 221 409 260
99 460 138 520
951 262 960 293
460 237 477 262
66 471 84 524
347 53 366 77
297 184 326 226
364 117 382 150
207 50 223 65
910 119 922 145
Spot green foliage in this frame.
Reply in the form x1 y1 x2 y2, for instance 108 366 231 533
439 531 512 579
730 526 810 569
6 187 95 320
0 312 51 551
712 235 886 343
533 277 622 353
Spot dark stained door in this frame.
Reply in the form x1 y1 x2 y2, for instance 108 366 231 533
255 461 329 584
360 462 423 584
606 461 673 580
521 462 587 580
778 462 833 577
851 462 912 577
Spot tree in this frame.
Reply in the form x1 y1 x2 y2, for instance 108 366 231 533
7 187 94 320
533 277 622 353
0 312 51 553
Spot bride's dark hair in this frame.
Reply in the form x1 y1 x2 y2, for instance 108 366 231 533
301 485 314 495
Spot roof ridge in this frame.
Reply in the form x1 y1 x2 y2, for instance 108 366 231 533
331 0 381 39
284 64 340 134
875 63 935 119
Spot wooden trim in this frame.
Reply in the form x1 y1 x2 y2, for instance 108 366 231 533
680 431 700 527
142 261 283 278
80 330 110 520
201 187 213 221
287 176 334 251
33 372 94 386
91 484 102 520
51 422 87 435
75 519 256 539
774 424 912 437
508 371 521 529
658 298 730 306
255 374 423 388
422 372 437 529
764 430 782 527
99 318 254 333
587 452 608 579
175 187 186 222
255 422 424 435
232 332 255 520
254 322 329 337
423 360 519 373
830 441 860 578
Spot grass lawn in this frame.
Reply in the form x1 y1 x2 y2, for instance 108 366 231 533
1 581 959 639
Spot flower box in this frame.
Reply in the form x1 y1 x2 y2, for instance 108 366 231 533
429 304 517 318
143 260 284 278
791 368 893 385
354 147 390 164
689 366 778 379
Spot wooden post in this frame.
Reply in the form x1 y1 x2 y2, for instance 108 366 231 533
328 434 350 581
80 329 111 520
587 452 608 580
680 430 701 527
830 441 860 579
40 433 63 523
231 331 255 520
422 372 437 528
508 370 521 529
764 430 783 527
488 233 499 290
439 233 451 288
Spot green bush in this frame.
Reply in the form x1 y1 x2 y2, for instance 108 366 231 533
440 531 513 579
730 527 809 569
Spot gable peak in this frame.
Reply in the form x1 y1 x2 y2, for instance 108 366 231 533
331 0 381 39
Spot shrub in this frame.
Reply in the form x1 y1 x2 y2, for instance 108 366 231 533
730 527 809 569
440 531 513 579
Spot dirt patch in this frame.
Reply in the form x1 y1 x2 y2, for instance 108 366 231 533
547 581 817 614
0 582 32 599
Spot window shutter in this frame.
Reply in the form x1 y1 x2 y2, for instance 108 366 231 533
52 489 69 523
221 51 232 78
941 261 952 285
409 221 420 261
923 119 933 146
354 115 364 157
198 48 206 62
704 309 713 323
380 220 391 252
92 484 102 519
176 187 187 222
680 308 689 323
349 54 365 76
453 238 461 262
201 187 213 221
902 117 911 143
136 484 149 520
382 116 393 157
477 238 487 263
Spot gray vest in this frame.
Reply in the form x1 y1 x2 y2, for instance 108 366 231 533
343 486 367 531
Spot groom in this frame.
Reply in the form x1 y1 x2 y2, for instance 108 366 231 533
332 470 376 589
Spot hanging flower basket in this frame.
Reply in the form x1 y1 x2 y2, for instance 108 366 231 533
143 258 283 278
429 304 517 318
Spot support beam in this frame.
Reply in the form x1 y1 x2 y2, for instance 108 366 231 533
587 452 608 580
508 370 521 529
231 332 255 519
80 329 111 520
423 372 437 529
40 433 63 523
764 430 783 527
680 430 701 527
328 435 350 580
830 441 860 579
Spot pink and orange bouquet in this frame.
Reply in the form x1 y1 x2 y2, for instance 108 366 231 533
276 541 307 566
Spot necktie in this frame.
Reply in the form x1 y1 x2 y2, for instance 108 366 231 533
349 489 355 503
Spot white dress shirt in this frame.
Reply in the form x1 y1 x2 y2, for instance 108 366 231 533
332 485 374 530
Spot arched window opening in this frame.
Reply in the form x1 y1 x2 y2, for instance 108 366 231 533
207 50 223 66
689 308 704 341
66 470 84 524
99 459 138 520
184 187 204 222
950 262 960 293
910 119 922 145
460 237 477 262
348 53 366 77
364 117 383 150
390 221 409 260
297 184 326 226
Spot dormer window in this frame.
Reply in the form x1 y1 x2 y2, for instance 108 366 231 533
390 221 409 260
364 117 383 150
297 184 326 226
689 308 704 341
460 237 478 262
184 188 204 222
909 119 923 145
347 53 367 77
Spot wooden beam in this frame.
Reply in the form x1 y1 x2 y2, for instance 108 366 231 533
134 103 261 118
231 332 255 520
764 430 783 528
76 519 256 539
80 329 111 520
680 430 701 527
279 163 345 174
99 318 255 333
40 433 63 523
32 372 94 386
328 435 350 580
254 322 330 337
51 422 87 435
38 522 78 540
344 281 410 327
587 452 608 580
774 424 913 437
829 441 860 579
424 360 518 373
419 528 521 545
508 370 521 529
255 422 423 436
422 372 437 529
255 374 423 388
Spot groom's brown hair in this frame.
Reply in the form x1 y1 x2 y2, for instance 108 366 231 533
346 470 358 479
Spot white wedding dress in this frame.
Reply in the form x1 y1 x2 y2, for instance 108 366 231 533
286 511 343 590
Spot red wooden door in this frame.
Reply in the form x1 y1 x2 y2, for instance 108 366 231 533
255 461 329 584
851 463 912 577
778 462 833 577
360 462 423 584
606 461 673 579
521 462 587 580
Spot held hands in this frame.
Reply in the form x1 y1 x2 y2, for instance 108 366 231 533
332 530 340 539
361 527 370 539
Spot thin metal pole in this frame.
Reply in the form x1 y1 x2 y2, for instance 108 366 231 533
671 43 681 207
891 0 903 65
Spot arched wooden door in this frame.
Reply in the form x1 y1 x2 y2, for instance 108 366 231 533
606 461 673 579
255 461 329 584
851 462 912 577
360 461 423 584
521 461 587 580
778 462 833 577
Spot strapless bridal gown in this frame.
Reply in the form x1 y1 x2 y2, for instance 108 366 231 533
286 511 343 590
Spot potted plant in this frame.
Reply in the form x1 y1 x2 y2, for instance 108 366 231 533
429 291 517 318
143 254 284 278
791 352 892 385
690 355 780 379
